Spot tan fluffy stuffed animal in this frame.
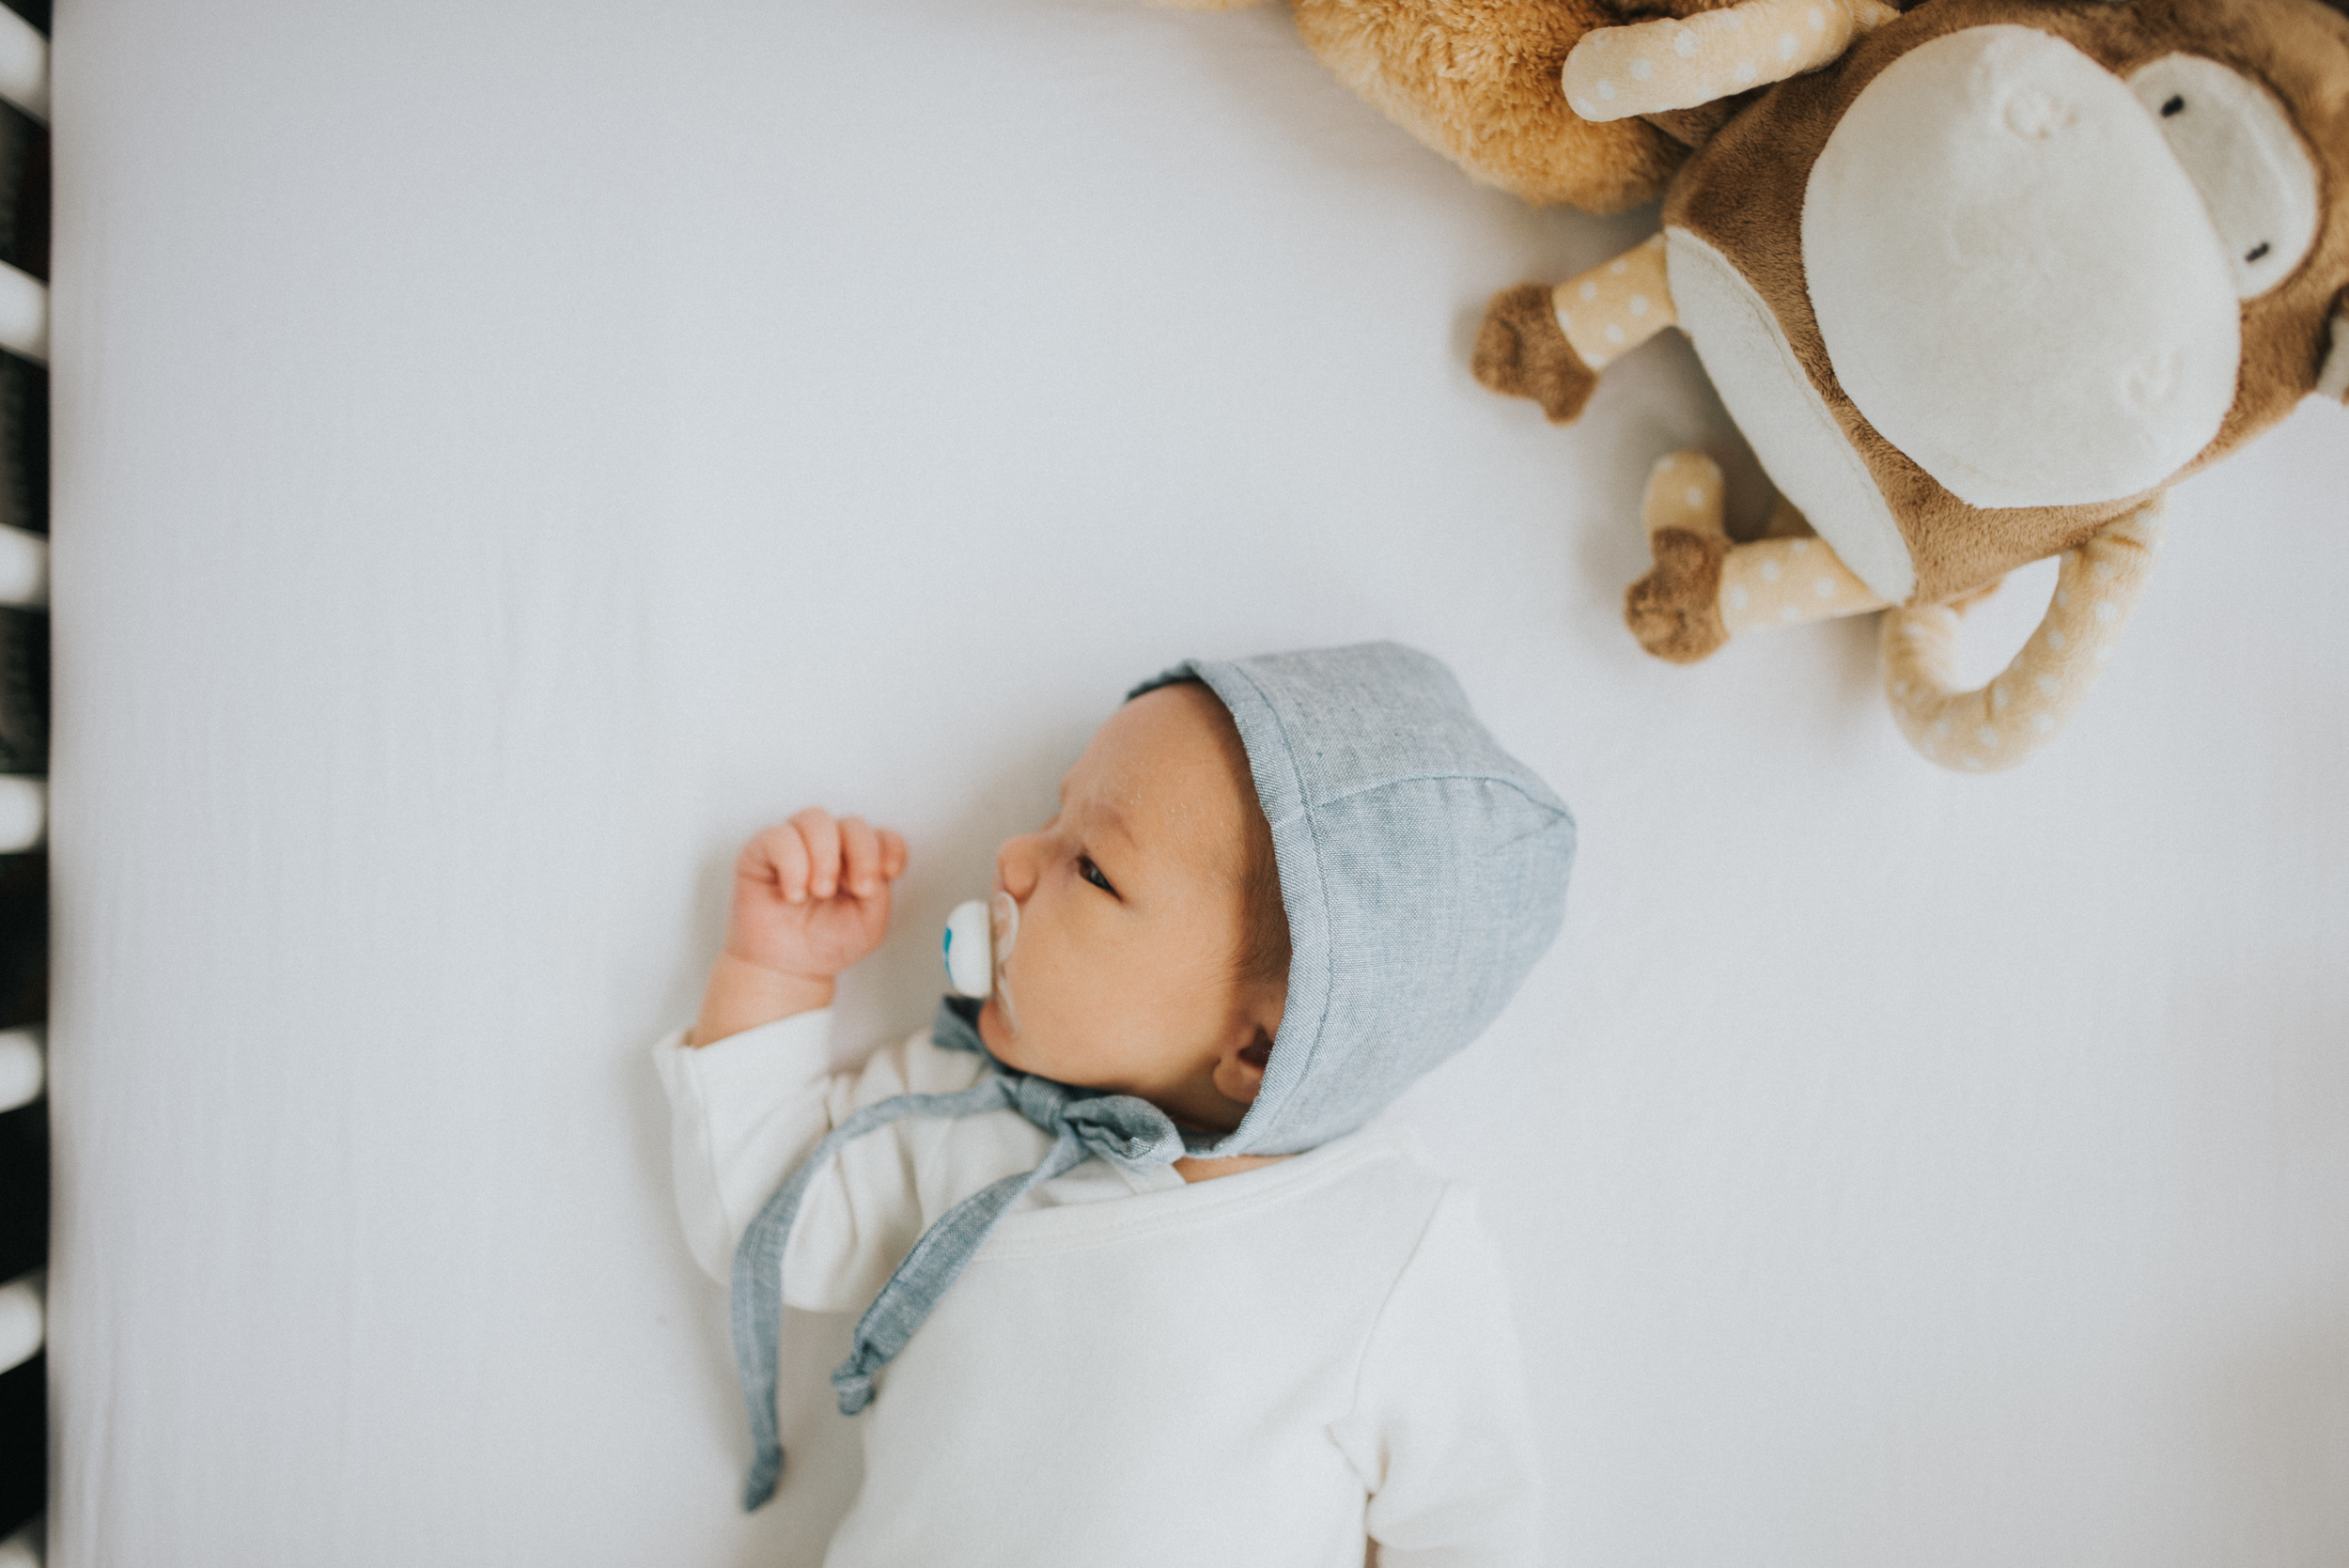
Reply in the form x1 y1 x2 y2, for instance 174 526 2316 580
1166 0 2349 770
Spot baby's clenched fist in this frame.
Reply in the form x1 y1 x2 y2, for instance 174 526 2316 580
691 809 908 1046
727 809 909 978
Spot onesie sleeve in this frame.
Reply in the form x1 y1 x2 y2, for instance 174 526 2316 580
653 1012 1054 1312
652 1012 838 1285
1329 1185 1543 1568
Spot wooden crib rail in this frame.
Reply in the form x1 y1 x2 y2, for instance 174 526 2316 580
0 2 44 1559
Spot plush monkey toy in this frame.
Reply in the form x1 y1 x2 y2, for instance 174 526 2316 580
1166 0 2349 769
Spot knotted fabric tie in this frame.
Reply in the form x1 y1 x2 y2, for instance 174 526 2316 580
729 997 1189 1510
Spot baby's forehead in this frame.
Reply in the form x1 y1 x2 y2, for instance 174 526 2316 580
1073 691 1261 869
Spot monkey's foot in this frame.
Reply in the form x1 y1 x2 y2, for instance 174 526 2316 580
1473 284 1597 424
1626 527 1731 664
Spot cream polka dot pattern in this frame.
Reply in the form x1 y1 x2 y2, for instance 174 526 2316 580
1879 504 2164 771
1641 449 1725 541
1719 528 1885 634
1634 458 1891 638
1550 233 1673 372
1562 0 1898 123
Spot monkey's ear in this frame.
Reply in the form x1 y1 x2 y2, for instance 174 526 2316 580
2318 302 2349 405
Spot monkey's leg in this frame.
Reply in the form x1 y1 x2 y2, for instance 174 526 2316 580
1474 232 1672 424
1626 455 1887 663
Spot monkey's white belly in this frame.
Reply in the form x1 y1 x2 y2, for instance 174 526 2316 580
1802 25 2241 510
1667 227 1918 605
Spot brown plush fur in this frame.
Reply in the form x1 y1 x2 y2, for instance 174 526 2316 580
1471 283 1599 420
1160 0 1933 212
1178 0 2349 612
1290 0 1687 211
1625 528 1731 661
1661 0 2349 604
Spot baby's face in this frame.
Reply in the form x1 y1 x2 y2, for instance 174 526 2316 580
979 683 1282 1132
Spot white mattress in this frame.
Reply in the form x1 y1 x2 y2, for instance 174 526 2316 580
44 1 2349 1563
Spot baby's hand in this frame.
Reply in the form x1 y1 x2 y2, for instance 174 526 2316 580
691 810 909 1046
725 809 910 981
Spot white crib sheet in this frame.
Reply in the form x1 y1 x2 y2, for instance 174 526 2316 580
45 1 2349 1563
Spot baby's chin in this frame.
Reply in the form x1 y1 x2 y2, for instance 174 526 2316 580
976 1000 1073 1085
975 997 1021 1063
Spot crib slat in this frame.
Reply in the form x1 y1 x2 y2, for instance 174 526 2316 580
0 1029 33 1113
0 529 39 608
0 779 36 855
0 9 43 127
0 1270 35 1375
0 265 39 366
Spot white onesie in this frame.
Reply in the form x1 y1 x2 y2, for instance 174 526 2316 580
656 1008 1543 1567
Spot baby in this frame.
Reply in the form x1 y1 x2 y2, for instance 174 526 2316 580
657 642 1575 1566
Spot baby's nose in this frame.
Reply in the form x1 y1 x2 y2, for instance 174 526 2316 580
995 833 1039 900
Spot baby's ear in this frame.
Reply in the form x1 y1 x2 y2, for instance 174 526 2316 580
2320 299 2349 405
1212 1026 1275 1109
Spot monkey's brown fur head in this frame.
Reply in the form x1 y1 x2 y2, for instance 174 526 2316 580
1659 0 2349 605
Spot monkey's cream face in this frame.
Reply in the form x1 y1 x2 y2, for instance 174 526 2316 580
1802 26 2324 516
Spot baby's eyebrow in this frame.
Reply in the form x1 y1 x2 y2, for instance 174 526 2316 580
1089 798 1135 846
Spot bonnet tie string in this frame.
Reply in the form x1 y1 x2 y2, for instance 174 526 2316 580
730 998 1188 1511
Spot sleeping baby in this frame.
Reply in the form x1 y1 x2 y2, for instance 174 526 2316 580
656 642 1576 1565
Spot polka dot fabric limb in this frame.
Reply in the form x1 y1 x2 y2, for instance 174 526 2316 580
1880 504 2166 772
1552 233 1673 373
1638 450 1887 634
1640 449 1724 542
1563 0 1899 125
1719 535 1886 634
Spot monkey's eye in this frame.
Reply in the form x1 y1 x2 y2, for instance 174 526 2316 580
2129 55 2319 300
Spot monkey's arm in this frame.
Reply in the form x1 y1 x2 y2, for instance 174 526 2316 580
1880 504 2164 772
1563 0 1898 124
1472 233 1673 423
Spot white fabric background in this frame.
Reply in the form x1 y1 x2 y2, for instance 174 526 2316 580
44 1 2349 1563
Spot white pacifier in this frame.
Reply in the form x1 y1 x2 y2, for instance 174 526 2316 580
941 891 1019 1004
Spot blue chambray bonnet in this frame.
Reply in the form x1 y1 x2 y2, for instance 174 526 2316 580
728 640 1576 1509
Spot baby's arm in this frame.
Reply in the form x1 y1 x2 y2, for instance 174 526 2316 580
1331 1188 1544 1566
660 812 1051 1306
659 810 924 1286
655 1008 1006 1296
